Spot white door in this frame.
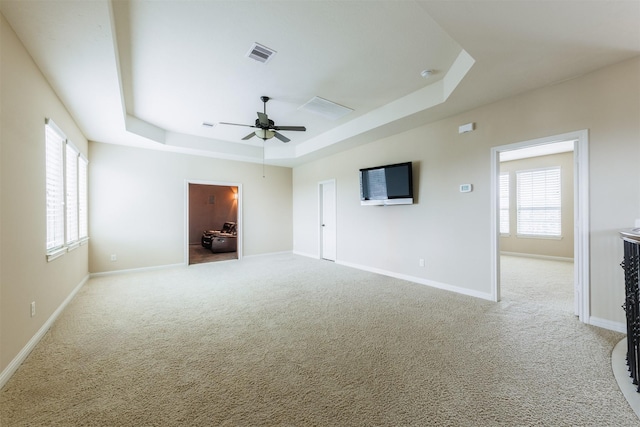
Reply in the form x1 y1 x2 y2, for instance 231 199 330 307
320 180 337 261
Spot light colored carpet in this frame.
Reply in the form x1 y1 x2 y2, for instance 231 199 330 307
1 254 637 426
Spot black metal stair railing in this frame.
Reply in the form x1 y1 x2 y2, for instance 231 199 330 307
621 231 640 392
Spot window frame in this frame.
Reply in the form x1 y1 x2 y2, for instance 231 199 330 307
78 155 88 241
499 172 510 236
45 118 89 262
45 120 66 259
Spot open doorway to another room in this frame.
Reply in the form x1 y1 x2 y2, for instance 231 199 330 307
187 182 240 265
491 130 590 323
499 141 575 313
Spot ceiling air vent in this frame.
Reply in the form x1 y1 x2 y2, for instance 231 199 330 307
299 96 354 121
246 42 276 64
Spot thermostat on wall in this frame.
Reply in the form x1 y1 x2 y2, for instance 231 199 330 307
459 184 473 193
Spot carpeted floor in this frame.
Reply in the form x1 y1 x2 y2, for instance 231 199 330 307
1 254 637 426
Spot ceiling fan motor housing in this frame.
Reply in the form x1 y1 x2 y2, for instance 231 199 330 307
255 118 275 129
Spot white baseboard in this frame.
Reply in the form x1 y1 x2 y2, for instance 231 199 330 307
501 251 574 262
92 252 300 277
89 263 185 278
292 250 319 259
336 260 494 301
589 316 626 333
0 274 89 390
243 250 293 259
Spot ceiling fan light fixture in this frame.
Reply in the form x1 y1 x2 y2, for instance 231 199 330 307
255 129 275 140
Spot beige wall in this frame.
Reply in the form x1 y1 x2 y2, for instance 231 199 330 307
1 15 89 374
88 142 292 273
293 57 640 326
500 152 574 259
1 4 638 385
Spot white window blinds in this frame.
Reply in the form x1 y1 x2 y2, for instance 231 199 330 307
66 144 79 243
45 121 65 251
516 167 561 237
45 119 89 259
499 173 510 234
78 156 88 239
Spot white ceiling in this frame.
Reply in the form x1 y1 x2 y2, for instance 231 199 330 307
2 0 639 167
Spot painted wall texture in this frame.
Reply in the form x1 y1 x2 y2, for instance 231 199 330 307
293 57 640 328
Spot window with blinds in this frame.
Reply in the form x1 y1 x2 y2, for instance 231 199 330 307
66 144 79 243
516 167 561 237
78 156 88 239
45 121 65 252
45 119 88 260
499 173 510 235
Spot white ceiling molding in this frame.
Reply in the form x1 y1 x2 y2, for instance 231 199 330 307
1 0 637 166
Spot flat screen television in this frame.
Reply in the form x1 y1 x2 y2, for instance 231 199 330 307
359 161 414 206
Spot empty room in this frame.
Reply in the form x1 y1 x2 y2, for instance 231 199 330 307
1 1 640 425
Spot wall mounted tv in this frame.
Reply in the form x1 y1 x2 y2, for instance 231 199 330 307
359 161 414 206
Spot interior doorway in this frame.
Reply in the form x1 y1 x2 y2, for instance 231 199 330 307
319 179 337 261
490 130 589 323
186 181 242 265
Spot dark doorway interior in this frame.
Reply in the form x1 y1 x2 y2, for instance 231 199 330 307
188 183 238 265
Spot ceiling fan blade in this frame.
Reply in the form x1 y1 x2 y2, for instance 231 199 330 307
273 126 306 132
257 112 269 127
273 132 290 143
219 122 255 128
241 132 256 140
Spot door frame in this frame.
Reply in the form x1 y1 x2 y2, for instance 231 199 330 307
318 179 337 261
490 129 589 323
184 179 243 265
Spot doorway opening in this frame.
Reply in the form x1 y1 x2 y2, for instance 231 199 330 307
186 181 242 265
490 130 589 323
319 179 337 261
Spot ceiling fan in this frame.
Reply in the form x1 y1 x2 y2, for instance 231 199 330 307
220 96 306 143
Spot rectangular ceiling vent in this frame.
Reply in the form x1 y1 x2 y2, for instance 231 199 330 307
299 96 354 121
246 42 276 64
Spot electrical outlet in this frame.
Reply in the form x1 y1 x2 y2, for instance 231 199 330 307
30 301 36 317
110 254 117 262
419 258 425 267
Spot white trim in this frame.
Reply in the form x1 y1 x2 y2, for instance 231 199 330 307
0 274 89 390
515 234 563 240
66 242 80 252
336 260 494 301
242 250 293 259
89 263 185 278
491 130 590 321
184 179 242 266
589 316 626 333
90 252 297 277
294 251 494 300
500 251 573 263
573 131 590 322
292 250 319 259
46 247 67 262
44 117 67 140
490 146 500 302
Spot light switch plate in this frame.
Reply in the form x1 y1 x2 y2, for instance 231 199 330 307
460 184 473 193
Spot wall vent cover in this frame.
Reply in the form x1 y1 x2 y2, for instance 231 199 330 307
246 42 277 64
299 96 353 120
